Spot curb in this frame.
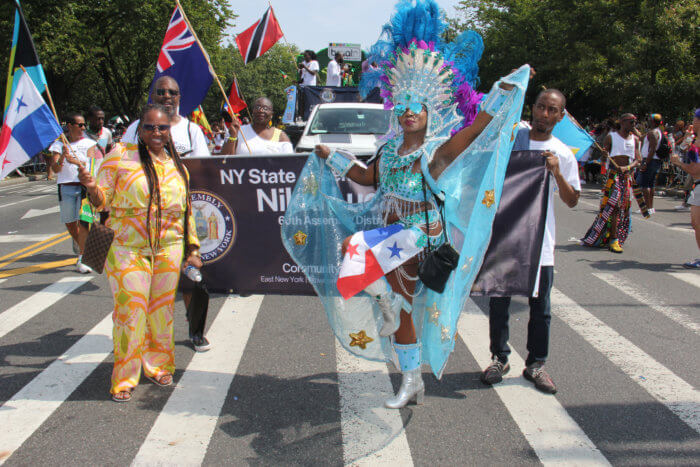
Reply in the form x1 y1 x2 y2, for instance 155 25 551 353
0 175 44 187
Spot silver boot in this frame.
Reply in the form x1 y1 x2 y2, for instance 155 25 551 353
385 367 425 409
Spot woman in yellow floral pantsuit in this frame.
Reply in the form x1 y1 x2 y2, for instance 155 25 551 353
79 105 201 402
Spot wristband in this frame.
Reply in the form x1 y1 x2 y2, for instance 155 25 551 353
227 136 238 142
479 83 510 117
325 150 357 177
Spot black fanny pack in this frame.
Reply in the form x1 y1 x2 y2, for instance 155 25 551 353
417 178 459 293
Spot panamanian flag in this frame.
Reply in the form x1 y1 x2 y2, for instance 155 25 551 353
0 70 62 180
337 224 423 300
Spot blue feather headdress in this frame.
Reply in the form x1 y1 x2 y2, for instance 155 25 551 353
360 0 485 135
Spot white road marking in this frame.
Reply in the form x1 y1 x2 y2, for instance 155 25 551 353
577 198 692 234
552 288 700 434
0 312 112 465
336 340 414 466
0 195 51 209
21 206 60 219
593 273 700 336
0 233 61 243
0 277 92 340
460 300 609 466
668 272 700 289
132 295 264 466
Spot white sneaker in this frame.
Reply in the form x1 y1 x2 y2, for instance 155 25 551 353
675 204 690 211
75 258 92 274
648 208 655 214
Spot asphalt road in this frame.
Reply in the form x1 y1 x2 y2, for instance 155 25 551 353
0 179 698 466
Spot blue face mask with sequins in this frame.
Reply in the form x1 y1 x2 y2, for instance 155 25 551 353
393 102 424 117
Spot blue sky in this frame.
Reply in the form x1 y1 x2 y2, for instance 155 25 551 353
225 1 464 52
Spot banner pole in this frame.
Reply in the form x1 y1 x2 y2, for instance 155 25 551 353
19 65 83 169
174 0 251 153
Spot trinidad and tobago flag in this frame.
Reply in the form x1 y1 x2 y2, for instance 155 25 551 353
337 224 422 300
235 6 284 65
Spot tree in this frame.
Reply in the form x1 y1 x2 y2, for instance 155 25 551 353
451 0 699 121
200 42 300 124
0 0 235 120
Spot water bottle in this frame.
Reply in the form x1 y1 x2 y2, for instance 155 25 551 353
184 265 202 282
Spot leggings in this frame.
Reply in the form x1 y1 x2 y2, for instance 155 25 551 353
105 243 184 394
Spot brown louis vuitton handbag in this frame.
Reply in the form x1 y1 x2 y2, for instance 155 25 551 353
81 222 114 274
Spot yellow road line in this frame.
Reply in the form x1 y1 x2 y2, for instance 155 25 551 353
0 232 70 262
0 234 71 270
0 258 78 279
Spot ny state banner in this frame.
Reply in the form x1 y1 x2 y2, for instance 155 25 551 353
183 153 547 296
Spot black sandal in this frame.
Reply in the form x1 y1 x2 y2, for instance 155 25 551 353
112 388 133 402
146 373 173 387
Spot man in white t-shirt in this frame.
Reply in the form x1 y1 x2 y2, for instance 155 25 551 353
48 112 98 274
480 89 581 395
86 106 113 155
298 50 319 86
121 76 210 158
326 52 343 87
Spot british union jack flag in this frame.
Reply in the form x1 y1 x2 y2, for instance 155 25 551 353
157 8 195 73
151 6 212 116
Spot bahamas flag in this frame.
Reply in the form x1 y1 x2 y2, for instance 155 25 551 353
552 110 594 161
4 1 47 114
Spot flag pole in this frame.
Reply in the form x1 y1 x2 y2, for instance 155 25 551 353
19 65 83 169
174 0 251 153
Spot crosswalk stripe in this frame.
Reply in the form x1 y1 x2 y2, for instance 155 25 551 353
460 300 609 466
336 341 414 466
668 271 700 289
132 295 264 466
551 288 700 434
0 276 92 340
0 312 112 465
0 195 51 210
592 273 700 336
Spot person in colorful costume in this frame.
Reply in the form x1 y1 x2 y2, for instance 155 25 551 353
282 0 531 409
581 114 641 253
78 104 201 402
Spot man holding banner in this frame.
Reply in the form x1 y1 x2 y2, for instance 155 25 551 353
480 89 580 395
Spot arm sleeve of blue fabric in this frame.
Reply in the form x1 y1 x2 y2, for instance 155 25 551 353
325 150 366 177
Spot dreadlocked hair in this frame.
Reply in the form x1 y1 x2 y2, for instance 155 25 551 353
136 104 192 253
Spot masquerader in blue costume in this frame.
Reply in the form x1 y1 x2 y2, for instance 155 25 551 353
282 0 532 409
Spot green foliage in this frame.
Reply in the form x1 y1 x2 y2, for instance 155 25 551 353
451 0 700 122
0 0 234 120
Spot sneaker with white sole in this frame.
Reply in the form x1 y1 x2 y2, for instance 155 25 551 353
683 259 700 269
192 335 211 352
75 257 93 274
675 204 690 211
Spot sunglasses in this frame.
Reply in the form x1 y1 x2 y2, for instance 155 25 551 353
71 122 86 128
141 124 171 132
155 88 180 96
253 105 273 112
394 102 423 117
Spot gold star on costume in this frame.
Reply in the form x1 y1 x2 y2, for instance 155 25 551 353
302 174 318 195
482 190 495 208
428 302 441 325
293 230 307 246
461 256 474 272
349 330 373 349
441 325 452 343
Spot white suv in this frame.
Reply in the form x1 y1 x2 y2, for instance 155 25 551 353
295 103 391 157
